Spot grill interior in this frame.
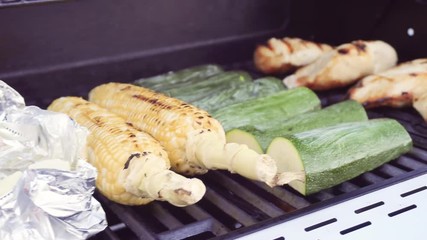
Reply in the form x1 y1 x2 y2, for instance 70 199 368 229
86 63 427 240
1 1 427 239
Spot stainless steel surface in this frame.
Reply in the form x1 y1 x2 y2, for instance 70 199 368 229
238 173 427 240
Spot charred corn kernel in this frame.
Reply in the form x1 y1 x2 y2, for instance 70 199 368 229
89 83 280 187
48 97 206 206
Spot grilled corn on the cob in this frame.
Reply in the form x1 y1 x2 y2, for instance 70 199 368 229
48 97 206 206
89 83 284 187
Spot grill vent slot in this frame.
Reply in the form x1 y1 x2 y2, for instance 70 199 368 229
272 237 285 240
304 218 337 232
400 186 427 197
388 204 417 217
354 201 385 214
340 221 372 235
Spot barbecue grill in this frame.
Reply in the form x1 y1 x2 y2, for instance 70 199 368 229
1 0 426 239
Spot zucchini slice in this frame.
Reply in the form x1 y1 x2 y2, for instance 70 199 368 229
192 77 286 112
267 119 413 195
226 100 368 153
213 87 321 132
134 64 223 91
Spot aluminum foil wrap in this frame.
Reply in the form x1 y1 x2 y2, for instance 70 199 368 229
0 81 107 239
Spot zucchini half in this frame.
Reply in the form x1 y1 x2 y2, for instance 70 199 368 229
267 119 413 195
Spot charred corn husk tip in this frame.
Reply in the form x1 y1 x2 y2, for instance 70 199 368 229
48 96 206 206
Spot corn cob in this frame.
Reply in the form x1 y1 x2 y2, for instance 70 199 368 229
48 96 206 206
89 82 282 187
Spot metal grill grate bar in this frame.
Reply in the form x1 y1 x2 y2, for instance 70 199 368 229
146 204 184 230
205 172 285 219
180 205 229 236
201 187 257 226
95 194 156 240
157 219 214 240
251 181 309 210
374 163 406 178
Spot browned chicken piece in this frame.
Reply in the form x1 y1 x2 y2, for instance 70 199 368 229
283 40 398 90
254 37 333 74
414 92 427 121
349 58 427 121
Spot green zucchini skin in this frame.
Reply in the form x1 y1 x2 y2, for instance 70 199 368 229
162 71 252 103
268 119 413 195
133 64 223 91
213 87 321 132
192 77 286 112
233 100 368 152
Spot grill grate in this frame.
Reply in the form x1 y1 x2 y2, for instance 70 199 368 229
81 62 427 240
90 146 427 240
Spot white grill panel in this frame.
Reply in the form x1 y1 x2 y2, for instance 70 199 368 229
237 173 427 240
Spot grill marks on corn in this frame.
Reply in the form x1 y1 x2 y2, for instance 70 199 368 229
47 97 169 205
133 94 173 110
90 114 147 150
115 84 220 132
124 153 141 170
89 83 224 174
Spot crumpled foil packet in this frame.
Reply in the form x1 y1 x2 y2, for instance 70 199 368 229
0 81 108 239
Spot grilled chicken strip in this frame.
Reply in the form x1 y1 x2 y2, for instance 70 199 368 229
283 40 398 90
254 37 333 74
349 58 427 121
